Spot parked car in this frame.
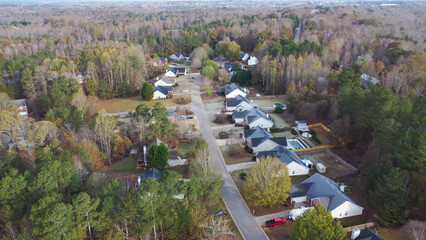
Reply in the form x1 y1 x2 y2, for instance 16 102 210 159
288 206 313 220
186 115 194 119
265 217 286 228
178 115 186 120
215 209 227 217
235 123 245 127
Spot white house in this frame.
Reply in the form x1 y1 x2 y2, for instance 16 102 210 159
257 145 310 176
153 86 173 99
247 56 258 66
360 73 379 88
154 77 175 87
219 83 248 98
165 68 186 78
244 108 273 129
225 95 258 112
169 52 190 61
295 120 309 132
290 174 364 219
13 99 28 117
240 52 249 61
248 136 287 153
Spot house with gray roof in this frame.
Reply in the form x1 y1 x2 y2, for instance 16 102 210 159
154 77 176 87
243 126 273 144
219 83 248 98
290 174 364 219
249 136 287 153
257 145 310 176
153 85 173 99
170 52 190 61
138 168 163 185
240 52 249 61
353 227 384 240
225 94 258 112
232 108 273 128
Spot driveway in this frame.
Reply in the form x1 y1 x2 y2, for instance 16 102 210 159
254 210 292 225
227 162 255 172
189 77 269 240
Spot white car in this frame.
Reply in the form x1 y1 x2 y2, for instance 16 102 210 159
289 206 313 220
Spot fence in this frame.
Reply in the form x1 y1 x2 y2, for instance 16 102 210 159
344 222 376 232
294 148 358 173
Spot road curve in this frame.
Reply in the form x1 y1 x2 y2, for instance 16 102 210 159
189 77 269 240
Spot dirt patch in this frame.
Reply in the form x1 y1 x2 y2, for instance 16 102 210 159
220 145 254 165
264 221 293 240
300 151 354 178
201 92 217 100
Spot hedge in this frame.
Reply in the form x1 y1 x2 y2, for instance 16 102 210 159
291 128 298 135
245 146 253 154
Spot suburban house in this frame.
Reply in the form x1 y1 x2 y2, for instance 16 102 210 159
290 174 364 219
224 62 243 72
154 77 176 87
243 126 273 145
240 52 249 61
225 94 258 112
158 57 168 65
13 99 28 117
164 68 186 77
295 120 309 132
232 108 273 128
153 85 173 99
244 108 273 129
360 73 379 88
248 136 287 153
219 83 248 98
169 52 190 61
352 227 384 240
76 74 85 84
257 145 310 176
247 56 258 66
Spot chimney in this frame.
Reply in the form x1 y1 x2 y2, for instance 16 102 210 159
340 183 345 192
350 228 361 240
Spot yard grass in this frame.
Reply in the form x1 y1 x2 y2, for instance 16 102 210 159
264 220 293 240
107 158 143 174
97 95 176 113
168 164 190 179
177 138 201 157
269 113 291 128
220 144 254 165
290 175 309 184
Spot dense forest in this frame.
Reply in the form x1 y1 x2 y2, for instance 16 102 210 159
0 2 425 239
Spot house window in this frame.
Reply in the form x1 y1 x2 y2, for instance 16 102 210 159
292 171 295 174
340 212 342 217
345 211 348 216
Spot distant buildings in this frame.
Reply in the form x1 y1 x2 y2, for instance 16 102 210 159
13 99 28 117
165 68 186 77
170 52 190 61
360 73 379 88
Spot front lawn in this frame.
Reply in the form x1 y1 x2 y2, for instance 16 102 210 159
177 138 201 157
269 113 291 128
220 144 254 165
97 95 176 113
107 158 143 174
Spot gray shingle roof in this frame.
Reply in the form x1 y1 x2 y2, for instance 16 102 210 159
356 228 384 240
244 126 273 143
154 85 173 95
232 111 248 119
226 95 249 107
258 145 304 166
139 168 163 182
290 174 363 211
245 108 271 124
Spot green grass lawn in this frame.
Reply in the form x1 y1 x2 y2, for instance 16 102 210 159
107 158 144 174
269 113 291 128
220 144 254 165
97 95 177 113
177 138 201 157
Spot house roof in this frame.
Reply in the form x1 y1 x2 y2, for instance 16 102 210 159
361 74 379 84
169 149 178 160
240 52 247 58
224 63 233 70
245 108 271 124
258 145 304 166
220 83 245 96
226 95 250 107
158 77 175 85
232 111 248 119
154 85 173 95
159 57 167 61
13 99 26 107
295 120 307 125
290 174 363 211
244 126 273 142
139 168 163 182
355 228 384 240
251 137 287 148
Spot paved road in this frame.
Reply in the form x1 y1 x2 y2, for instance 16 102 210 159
189 77 269 240
227 162 255 172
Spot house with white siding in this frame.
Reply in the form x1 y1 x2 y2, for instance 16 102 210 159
225 95 258 112
219 83 248 98
257 145 310 176
232 108 273 128
247 56 258 66
154 77 176 87
290 174 364 219
153 86 173 99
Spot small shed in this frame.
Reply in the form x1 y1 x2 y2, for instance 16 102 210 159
316 163 326 173
302 159 313 169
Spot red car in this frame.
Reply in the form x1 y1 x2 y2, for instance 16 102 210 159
235 123 245 127
265 217 286 228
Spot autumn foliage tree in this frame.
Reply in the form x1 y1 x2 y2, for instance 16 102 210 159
244 157 291 207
